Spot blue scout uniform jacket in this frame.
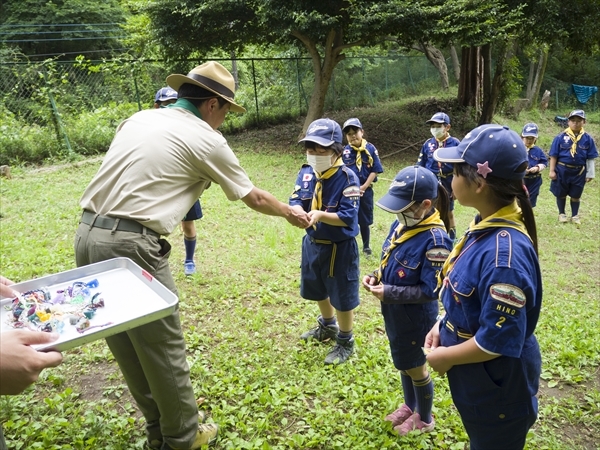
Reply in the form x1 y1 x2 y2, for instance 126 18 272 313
549 131 598 167
379 221 452 304
341 142 384 184
417 137 460 176
289 164 360 242
525 145 548 178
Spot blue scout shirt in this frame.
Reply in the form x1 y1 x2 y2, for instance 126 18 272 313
440 227 541 358
380 221 452 303
289 164 360 242
417 137 460 176
341 141 384 184
549 131 598 166
525 145 548 175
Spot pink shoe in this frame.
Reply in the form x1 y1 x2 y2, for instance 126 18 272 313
394 412 435 436
384 404 413 427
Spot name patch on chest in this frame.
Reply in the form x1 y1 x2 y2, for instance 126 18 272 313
343 186 361 198
426 248 450 263
489 284 526 308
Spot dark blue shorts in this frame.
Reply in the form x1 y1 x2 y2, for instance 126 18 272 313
381 301 438 370
438 174 455 211
182 200 203 221
358 187 374 227
524 176 543 207
442 327 540 450
550 165 586 198
300 236 360 312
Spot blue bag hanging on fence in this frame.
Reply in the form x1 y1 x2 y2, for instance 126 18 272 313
570 84 598 104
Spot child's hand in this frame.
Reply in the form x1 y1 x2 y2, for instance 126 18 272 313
426 346 452 376
361 275 375 291
306 210 323 228
549 170 557 180
0 275 18 299
424 322 441 350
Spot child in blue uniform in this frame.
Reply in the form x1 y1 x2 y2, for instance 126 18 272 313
154 87 204 275
290 118 361 365
363 166 452 436
425 125 542 450
520 123 548 207
548 109 598 224
417 112 461 240
342 118 384 256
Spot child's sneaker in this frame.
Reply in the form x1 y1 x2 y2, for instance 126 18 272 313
393 412 435 436
161 423 218 449
384 404 413 427
571 215 581 225
558 214 569 223
300 316 339 342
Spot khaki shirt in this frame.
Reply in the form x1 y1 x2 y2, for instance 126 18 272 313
80 106 254 235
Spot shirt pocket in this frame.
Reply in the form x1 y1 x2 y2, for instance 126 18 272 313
447 270 476 301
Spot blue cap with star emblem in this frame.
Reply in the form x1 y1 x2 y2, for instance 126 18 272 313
376 165 438 213
521 123 538 138
434 124 527 180
299 118 343 147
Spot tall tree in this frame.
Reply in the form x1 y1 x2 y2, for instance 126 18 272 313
144 0 400 132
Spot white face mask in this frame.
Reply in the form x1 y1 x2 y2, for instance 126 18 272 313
430 127 446 139
396 209 423 228
307 154 333 173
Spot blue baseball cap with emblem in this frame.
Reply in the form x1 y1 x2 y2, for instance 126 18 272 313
376 165 438 213
521 123 539 138
342 118 363 132
155 87 178 103
426 112 450 125
568 109 586 120
434 124 527 180
299 118 343 147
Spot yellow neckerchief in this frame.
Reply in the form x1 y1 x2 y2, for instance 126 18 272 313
350 139 374 171
311 157 344 212
437 200 530 290
373 210 445 282
435 134 451 147
564 127 585 158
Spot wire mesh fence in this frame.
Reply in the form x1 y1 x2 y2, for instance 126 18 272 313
0 54 596 164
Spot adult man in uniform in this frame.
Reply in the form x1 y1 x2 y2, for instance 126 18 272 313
74 61 309 450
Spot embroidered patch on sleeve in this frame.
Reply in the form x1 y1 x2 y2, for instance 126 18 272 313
489 284 526 308
302 173 313 182
343 186 361 198
426 248 450 263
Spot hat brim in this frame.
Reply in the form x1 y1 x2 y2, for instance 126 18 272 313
521 133 538 137
568 115 585 120
426 119 447 124
376 194 415 214
433 146 464 163
298 136 335 147
166 73 246 113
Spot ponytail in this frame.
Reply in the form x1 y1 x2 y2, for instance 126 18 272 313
434 182 451 232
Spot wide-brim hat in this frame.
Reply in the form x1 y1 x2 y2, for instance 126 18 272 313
434 124 527 180
376 165 438 213
166 61 246 113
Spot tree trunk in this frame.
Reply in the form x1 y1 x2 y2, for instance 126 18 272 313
414 43 449 90
449 43 460 81
526 59 535 102
458 46 483 114
479 41 515 125
231 51 239 89
528 48 548 110
479 44 494 124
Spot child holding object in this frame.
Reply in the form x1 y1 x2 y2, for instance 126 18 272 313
425 124 542 450
363 166 452 435
290 118 361 365
520 123 548 207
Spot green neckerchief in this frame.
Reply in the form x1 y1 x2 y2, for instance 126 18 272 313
166 98 203 120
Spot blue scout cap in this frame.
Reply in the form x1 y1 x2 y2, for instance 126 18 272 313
434 124 527 180
299 118 343 147
155 87 178 103
342 118 363 132
568 109 586 120
376 166 438 213
521 123 539 138
426 112 450 125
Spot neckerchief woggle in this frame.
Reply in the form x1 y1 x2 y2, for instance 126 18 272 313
436 200 531 291
373 210 445 283
350 139 374 172
564 127 585 158
311 157 344 229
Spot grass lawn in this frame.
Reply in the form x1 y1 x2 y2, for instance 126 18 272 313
0 98 598 449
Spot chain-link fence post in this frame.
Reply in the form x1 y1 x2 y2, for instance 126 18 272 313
43 70 73 156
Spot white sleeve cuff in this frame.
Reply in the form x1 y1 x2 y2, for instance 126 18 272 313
474 336 502 356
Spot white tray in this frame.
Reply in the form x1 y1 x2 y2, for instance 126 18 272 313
0 258 178 352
